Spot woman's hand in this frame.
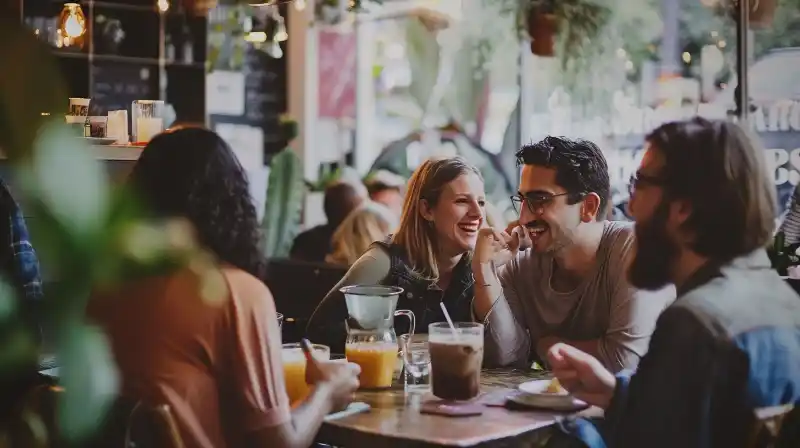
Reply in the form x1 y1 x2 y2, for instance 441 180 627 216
473 227 520 267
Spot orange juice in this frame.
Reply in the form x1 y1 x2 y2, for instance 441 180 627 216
345 342 399 389
281 343 330 405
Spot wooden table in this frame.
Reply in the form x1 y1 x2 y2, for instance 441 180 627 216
317 368 584 447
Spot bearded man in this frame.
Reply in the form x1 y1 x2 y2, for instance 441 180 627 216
472 136 674 372
547 118 800 448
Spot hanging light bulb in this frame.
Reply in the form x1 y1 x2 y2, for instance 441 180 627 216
245 31 268 43
58 3 87 48
157 0 170 13
273 18 288 42
294 0 306 11
244 14 268 44
266 40 283 58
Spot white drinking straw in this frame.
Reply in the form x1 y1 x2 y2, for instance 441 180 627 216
439 302 460 341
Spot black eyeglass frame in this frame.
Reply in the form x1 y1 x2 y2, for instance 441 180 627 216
510 192 583 215
627 172 667 197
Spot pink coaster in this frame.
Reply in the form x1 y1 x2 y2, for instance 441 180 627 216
421 400 484 417
477 389 514 407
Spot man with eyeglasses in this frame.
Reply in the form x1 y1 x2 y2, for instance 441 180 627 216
545 118 800 448
472 136 675 372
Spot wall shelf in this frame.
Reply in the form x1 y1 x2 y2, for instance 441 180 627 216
0 144 143 161
53 51 205 69
25 0 207 123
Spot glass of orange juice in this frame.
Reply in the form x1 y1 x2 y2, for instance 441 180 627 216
345 341 399 389
281 342 330 405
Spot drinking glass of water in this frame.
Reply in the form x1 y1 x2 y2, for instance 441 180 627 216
400 333 430 393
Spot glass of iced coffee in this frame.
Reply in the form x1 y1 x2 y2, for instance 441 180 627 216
428 322 484 401
281 342 330 405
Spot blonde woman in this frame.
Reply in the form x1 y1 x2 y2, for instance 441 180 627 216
307 157 486 352
326 201 397 266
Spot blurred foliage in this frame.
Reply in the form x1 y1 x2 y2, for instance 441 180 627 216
405 18 441 121
682 0 800 63
0 19 226 445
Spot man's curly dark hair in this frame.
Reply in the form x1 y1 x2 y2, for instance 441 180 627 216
128 126 266 279
516 136 611 220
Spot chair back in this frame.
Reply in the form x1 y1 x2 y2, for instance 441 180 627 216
89 398 184 448
0 383 63 447
748 404 796 448
264 258 347 342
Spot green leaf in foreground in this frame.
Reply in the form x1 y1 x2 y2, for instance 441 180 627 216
57 324 119 443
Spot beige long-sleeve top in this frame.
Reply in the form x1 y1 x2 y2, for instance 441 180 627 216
482 221 676 372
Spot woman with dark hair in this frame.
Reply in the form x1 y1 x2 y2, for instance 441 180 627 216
126 126 265 278
88 127 360 448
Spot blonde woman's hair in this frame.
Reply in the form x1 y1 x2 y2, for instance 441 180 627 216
327 201 397 266
391 156 483 280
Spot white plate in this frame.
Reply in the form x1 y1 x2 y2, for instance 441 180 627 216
511 380 588 412
324 401 370 421
76 137 118 145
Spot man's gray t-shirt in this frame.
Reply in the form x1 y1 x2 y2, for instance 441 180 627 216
483 221 675 372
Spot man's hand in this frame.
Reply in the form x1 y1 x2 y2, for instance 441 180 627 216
547 343 616 409
473 227 520 267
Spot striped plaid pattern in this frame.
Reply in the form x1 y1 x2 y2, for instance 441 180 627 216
0 177 43 302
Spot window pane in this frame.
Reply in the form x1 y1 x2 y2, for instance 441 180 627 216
359 0 520 217
522 0 739 220
749 0 800 213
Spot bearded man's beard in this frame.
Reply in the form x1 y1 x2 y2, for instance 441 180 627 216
628 201 679 290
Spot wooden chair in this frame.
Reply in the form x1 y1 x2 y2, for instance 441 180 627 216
89 398 185 448
748 403 796 448
124 401 184 448
264 258 347 342
0 384 63 447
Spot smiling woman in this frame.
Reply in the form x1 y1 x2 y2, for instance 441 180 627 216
306 157 486 353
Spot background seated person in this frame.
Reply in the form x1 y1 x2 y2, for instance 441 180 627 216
290 182 366 263
365 169 406 218
326 201 397 266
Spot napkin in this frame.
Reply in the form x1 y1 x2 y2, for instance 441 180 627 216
107 110 129 144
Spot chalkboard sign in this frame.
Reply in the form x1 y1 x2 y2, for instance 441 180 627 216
242 47 283 127
209 44 287 164
90 62 156 116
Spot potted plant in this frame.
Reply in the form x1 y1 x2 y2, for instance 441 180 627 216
525 1 558 57
262 148 305 259
505 0 611 66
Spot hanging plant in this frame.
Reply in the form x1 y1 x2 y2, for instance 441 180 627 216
526 4 559 57
704 0 777 29
502 0 611 68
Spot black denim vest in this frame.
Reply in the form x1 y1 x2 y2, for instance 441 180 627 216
371 240 475 335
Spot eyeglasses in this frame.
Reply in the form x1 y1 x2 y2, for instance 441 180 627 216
628 172 665 196
510 192 574 215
